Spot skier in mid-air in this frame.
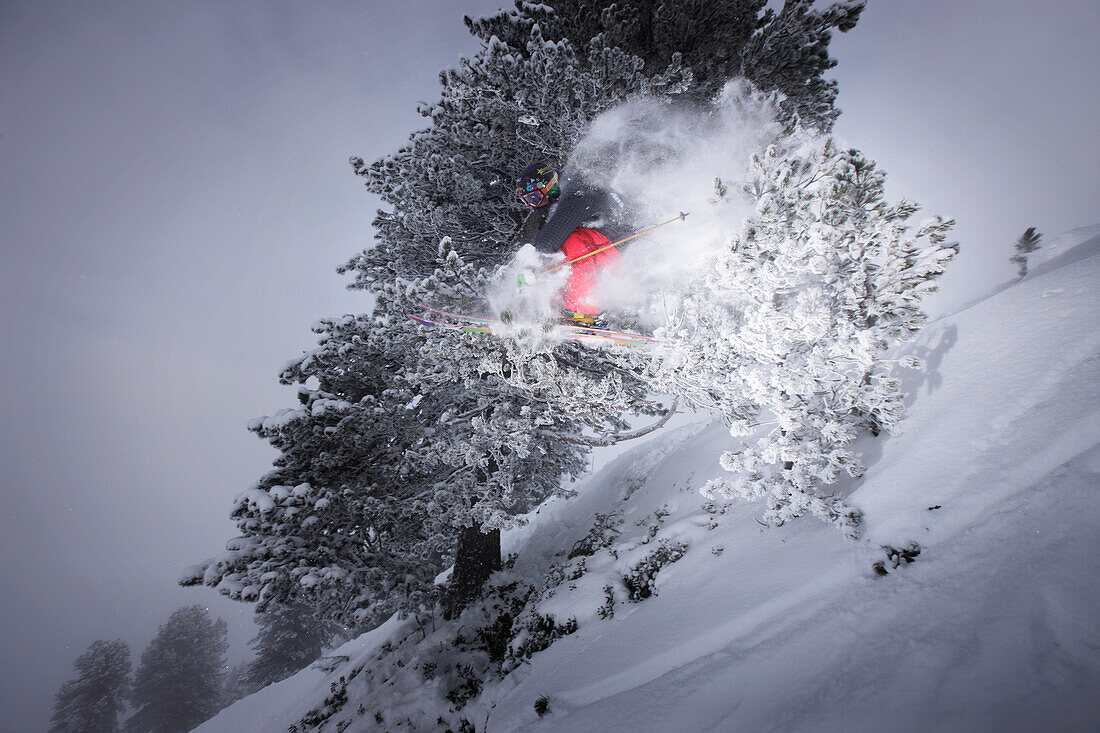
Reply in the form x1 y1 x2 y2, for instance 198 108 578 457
515 162 629 325
408 163 680 344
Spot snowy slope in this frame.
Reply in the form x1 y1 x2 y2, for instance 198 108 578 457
198 237 1100 733
192 617 404 733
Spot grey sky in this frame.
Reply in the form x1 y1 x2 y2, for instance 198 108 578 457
829 0 1100 310
1 1 1097 731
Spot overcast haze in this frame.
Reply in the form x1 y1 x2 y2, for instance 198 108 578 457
1 1 1097 731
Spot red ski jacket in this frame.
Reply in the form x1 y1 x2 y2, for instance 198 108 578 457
559 227 620 315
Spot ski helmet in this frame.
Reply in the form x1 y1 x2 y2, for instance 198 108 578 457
516 162 559 207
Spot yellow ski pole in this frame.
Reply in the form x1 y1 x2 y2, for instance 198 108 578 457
543 211 690 274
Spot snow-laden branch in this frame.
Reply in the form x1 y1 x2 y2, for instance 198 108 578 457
538 397 680 447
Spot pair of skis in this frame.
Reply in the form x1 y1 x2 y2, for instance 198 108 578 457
409 304 657 346
410 213 689 346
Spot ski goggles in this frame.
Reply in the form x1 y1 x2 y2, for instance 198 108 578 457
517 170 558 207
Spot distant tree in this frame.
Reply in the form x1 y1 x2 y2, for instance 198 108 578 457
1010 226 1043 278
219 661 251 710
242 600 342 689
125 606 227 733
49 639 131 733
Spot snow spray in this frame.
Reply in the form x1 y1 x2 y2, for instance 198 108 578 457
569 81 796 326
489 81 814 333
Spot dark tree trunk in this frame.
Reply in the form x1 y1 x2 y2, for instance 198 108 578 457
444 525 501 619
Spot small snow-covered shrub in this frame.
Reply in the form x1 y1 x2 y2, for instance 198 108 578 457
623 540 689 601
503 614 579 673
543 555 589 592
597 584 616 619
872 543 921 575
635 506 671 543
568 511 624 559
473 583 530 665
445 665 483 707
297 672 357 730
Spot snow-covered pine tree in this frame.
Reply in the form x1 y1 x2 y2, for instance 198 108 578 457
124 606 228 733
208 293 521 625
188 0 867 624
646 127 957 537
291 13 683 616
467 0 864 128
740 0 865 129
181 250 655 624
49 639 131 733
396 241 667 614
181 312 452 629
242 600 342 689
342 22 686 285
1011 226 1042 278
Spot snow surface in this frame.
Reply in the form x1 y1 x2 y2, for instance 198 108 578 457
198 236 1099 732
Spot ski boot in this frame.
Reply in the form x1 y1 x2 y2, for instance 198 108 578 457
559 309 609 330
